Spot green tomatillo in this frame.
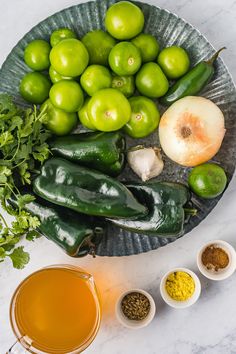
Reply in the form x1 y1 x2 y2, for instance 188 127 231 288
136 62 169 98
158 46 190 79
41 99 77 136
20 72 51 104
49 80 84 113
49 66 73 84
105 1 144 40
109 42 142 76
78 98 97 130
50 28 77 47
131 33 159 63
124 96 160 138
49 38 89 77
111 75 135 97
24 39 51 71
87 88 131 132
80 65 112 96
81 30 116 66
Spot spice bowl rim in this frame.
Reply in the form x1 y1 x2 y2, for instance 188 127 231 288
197 239 236 281
160 267 201 309
115 288 156 329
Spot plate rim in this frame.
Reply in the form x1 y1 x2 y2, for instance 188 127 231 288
0 0 236 256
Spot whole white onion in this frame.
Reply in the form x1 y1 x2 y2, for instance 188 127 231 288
159 96 226 167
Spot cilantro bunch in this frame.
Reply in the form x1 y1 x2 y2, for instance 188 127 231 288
0 94 51 268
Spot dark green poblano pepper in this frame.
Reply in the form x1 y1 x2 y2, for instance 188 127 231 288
9 192 104 257
33 158 147 219
108 181 192 237
49 131 125 176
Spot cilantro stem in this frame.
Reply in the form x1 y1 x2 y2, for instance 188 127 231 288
14 185 20 195
0 95 49 268
6 183 18 198
0 212 8 228
12 157 27 170
4 135 21 162
33 105 47 125
0 183 19 200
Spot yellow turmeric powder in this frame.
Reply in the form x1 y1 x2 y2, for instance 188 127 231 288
165 271 195 301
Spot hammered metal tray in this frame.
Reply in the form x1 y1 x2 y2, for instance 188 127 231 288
0 0 236 256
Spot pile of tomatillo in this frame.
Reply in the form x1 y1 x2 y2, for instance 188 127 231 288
19 1 190 137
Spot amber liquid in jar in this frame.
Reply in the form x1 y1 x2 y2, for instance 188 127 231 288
10 266 100 353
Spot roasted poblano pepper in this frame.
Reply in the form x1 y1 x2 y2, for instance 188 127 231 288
49 131 126 176
108 181 190 237
9 193 103 257
33 158 147 218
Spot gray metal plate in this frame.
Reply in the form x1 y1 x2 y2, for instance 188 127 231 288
0 0 236 256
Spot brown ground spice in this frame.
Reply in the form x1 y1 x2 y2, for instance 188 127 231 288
202 244 229 271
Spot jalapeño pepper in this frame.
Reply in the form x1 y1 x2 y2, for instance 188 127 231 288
161 48 226 106
49 131 125 176
33 158 147 219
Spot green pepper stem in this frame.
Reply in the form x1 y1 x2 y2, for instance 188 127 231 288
184 208 198 216
87 240 96 258
206 47 226 65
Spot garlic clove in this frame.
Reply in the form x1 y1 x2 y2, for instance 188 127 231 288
127 147 164 182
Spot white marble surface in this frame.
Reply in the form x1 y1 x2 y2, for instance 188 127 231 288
1 0 236 353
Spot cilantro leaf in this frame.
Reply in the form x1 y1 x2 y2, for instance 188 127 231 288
0 94 51 269
0 187 5 198
22 172 31 185
0 94 19 119
8 246 30 269
0 166 11 176
19 109 35 138
13 211 30 229
16 143 32 160
0 166 12 183
9 116 23 131
27 215 40 229
0 131 14 147
18 162 31 185
0 234 19 246
17 194 35 209
39 131 51 145
2 244 15 252
33 143 50 163
26 230 41 241
0 247 6 259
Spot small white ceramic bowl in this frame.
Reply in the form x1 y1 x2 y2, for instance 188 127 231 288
115 288 156 329
160 268 201 309
197 240 236 281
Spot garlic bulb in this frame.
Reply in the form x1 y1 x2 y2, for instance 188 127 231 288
127 147 164 182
